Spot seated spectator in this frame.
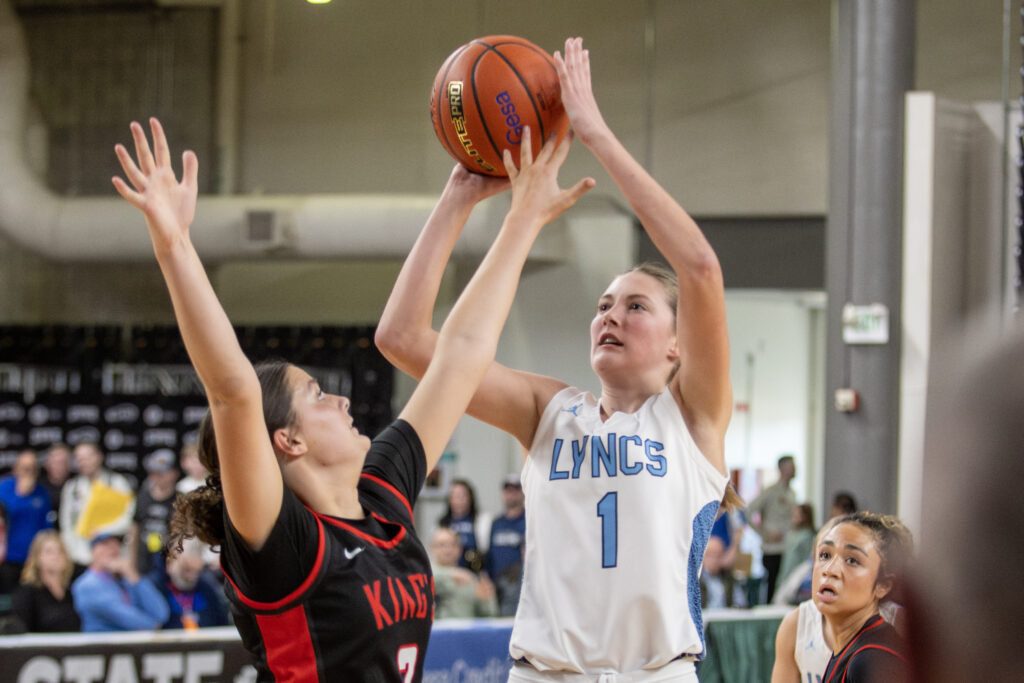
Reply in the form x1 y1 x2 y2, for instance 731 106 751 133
485 473 526 616
437 479 491 573
0 450 53 593
700 534 729 609
71 532 168 632
175 442 207 495
149 538 228 630
11 530 80 633
430 527 497 619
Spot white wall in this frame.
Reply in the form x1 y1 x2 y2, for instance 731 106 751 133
724 291 825 512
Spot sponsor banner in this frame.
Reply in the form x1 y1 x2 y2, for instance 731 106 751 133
0 621 516 683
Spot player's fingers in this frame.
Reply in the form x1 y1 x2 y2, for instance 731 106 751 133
111 176 143 208
548 130 575 168
562 177 596 207
502 148 519 180
130 120 156 174
114 143 147 191
150 117 171 169
518 126 533 168
182 150 199 191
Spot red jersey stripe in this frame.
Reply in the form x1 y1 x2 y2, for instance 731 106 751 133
256 605 319 682
361 472 414 519
317 513 407 549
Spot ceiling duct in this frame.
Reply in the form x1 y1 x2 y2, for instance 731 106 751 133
0 0 551 264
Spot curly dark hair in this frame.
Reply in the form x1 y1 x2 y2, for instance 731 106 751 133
166 358 296 556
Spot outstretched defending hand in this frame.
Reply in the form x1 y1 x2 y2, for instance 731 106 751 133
502 126 594 227
553 37 609 148
112 117 199 256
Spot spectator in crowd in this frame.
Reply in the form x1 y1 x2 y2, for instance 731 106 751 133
437 478 491 572
71 531 168 632
0 450 52 593
60 442 136 572
748 454 797 602
148 537 228 630
175 441 207 495
130 449 179 575
776 503 816 599
485 473 526 616
828 491 857 520
430 526 498 619
700 534 730 609
40 443 72 528
11 530 80 633
708 503 747 607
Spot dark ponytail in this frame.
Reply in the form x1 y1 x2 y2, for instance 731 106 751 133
166 358 296 557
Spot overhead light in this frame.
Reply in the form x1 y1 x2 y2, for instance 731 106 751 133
307 0 332 4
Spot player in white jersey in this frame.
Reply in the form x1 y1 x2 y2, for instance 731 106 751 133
377 36 735 680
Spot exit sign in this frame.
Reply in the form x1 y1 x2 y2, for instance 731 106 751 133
842 303 889 344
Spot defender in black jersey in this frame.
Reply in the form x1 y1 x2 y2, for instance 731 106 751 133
222 420 433 681
822 614 906 683
812 512 913 683
114 117 592 682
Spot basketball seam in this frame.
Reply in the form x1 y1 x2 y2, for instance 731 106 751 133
469 39 554 166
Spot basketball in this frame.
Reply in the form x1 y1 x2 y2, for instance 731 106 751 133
430 35 569 177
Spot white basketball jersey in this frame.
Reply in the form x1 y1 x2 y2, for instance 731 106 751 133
509 387 729 674
795 599 831 683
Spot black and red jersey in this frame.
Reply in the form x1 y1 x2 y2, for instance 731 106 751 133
220 420 434 682
823 613 907 683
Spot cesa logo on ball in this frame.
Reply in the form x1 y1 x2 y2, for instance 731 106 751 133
495 91 523 145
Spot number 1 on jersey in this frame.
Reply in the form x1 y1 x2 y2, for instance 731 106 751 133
596 491 618 568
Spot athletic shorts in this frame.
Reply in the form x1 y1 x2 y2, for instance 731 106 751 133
508 657 698 682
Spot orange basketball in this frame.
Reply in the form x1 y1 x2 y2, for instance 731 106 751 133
430 35 568 177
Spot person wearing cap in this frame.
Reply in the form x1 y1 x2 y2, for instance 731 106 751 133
71 531 169 632
130 449 180 575
485 473 527 616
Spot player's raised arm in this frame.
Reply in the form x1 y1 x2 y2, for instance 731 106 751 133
555 37 731 472
396 127 593 471
112 118 281 548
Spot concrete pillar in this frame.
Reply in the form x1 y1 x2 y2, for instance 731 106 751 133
824 0 915 514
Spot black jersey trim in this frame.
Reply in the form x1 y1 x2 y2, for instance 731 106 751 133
317 511 407 549
823 615 887 683
361 471 414 519
224 515 327 611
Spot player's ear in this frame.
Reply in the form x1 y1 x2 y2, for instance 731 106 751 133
273 427 307 460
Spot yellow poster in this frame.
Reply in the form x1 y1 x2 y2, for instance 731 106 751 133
75 481 134 538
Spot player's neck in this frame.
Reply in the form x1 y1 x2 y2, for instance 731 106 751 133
825 605 881 655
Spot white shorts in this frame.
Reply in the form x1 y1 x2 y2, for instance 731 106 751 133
508 658 698 683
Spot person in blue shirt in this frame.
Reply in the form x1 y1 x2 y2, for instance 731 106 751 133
71 532 169 632
148 538 228 630
0 450 53 593
485 474 526 616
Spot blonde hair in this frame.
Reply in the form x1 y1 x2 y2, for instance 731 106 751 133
20 530 74 589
